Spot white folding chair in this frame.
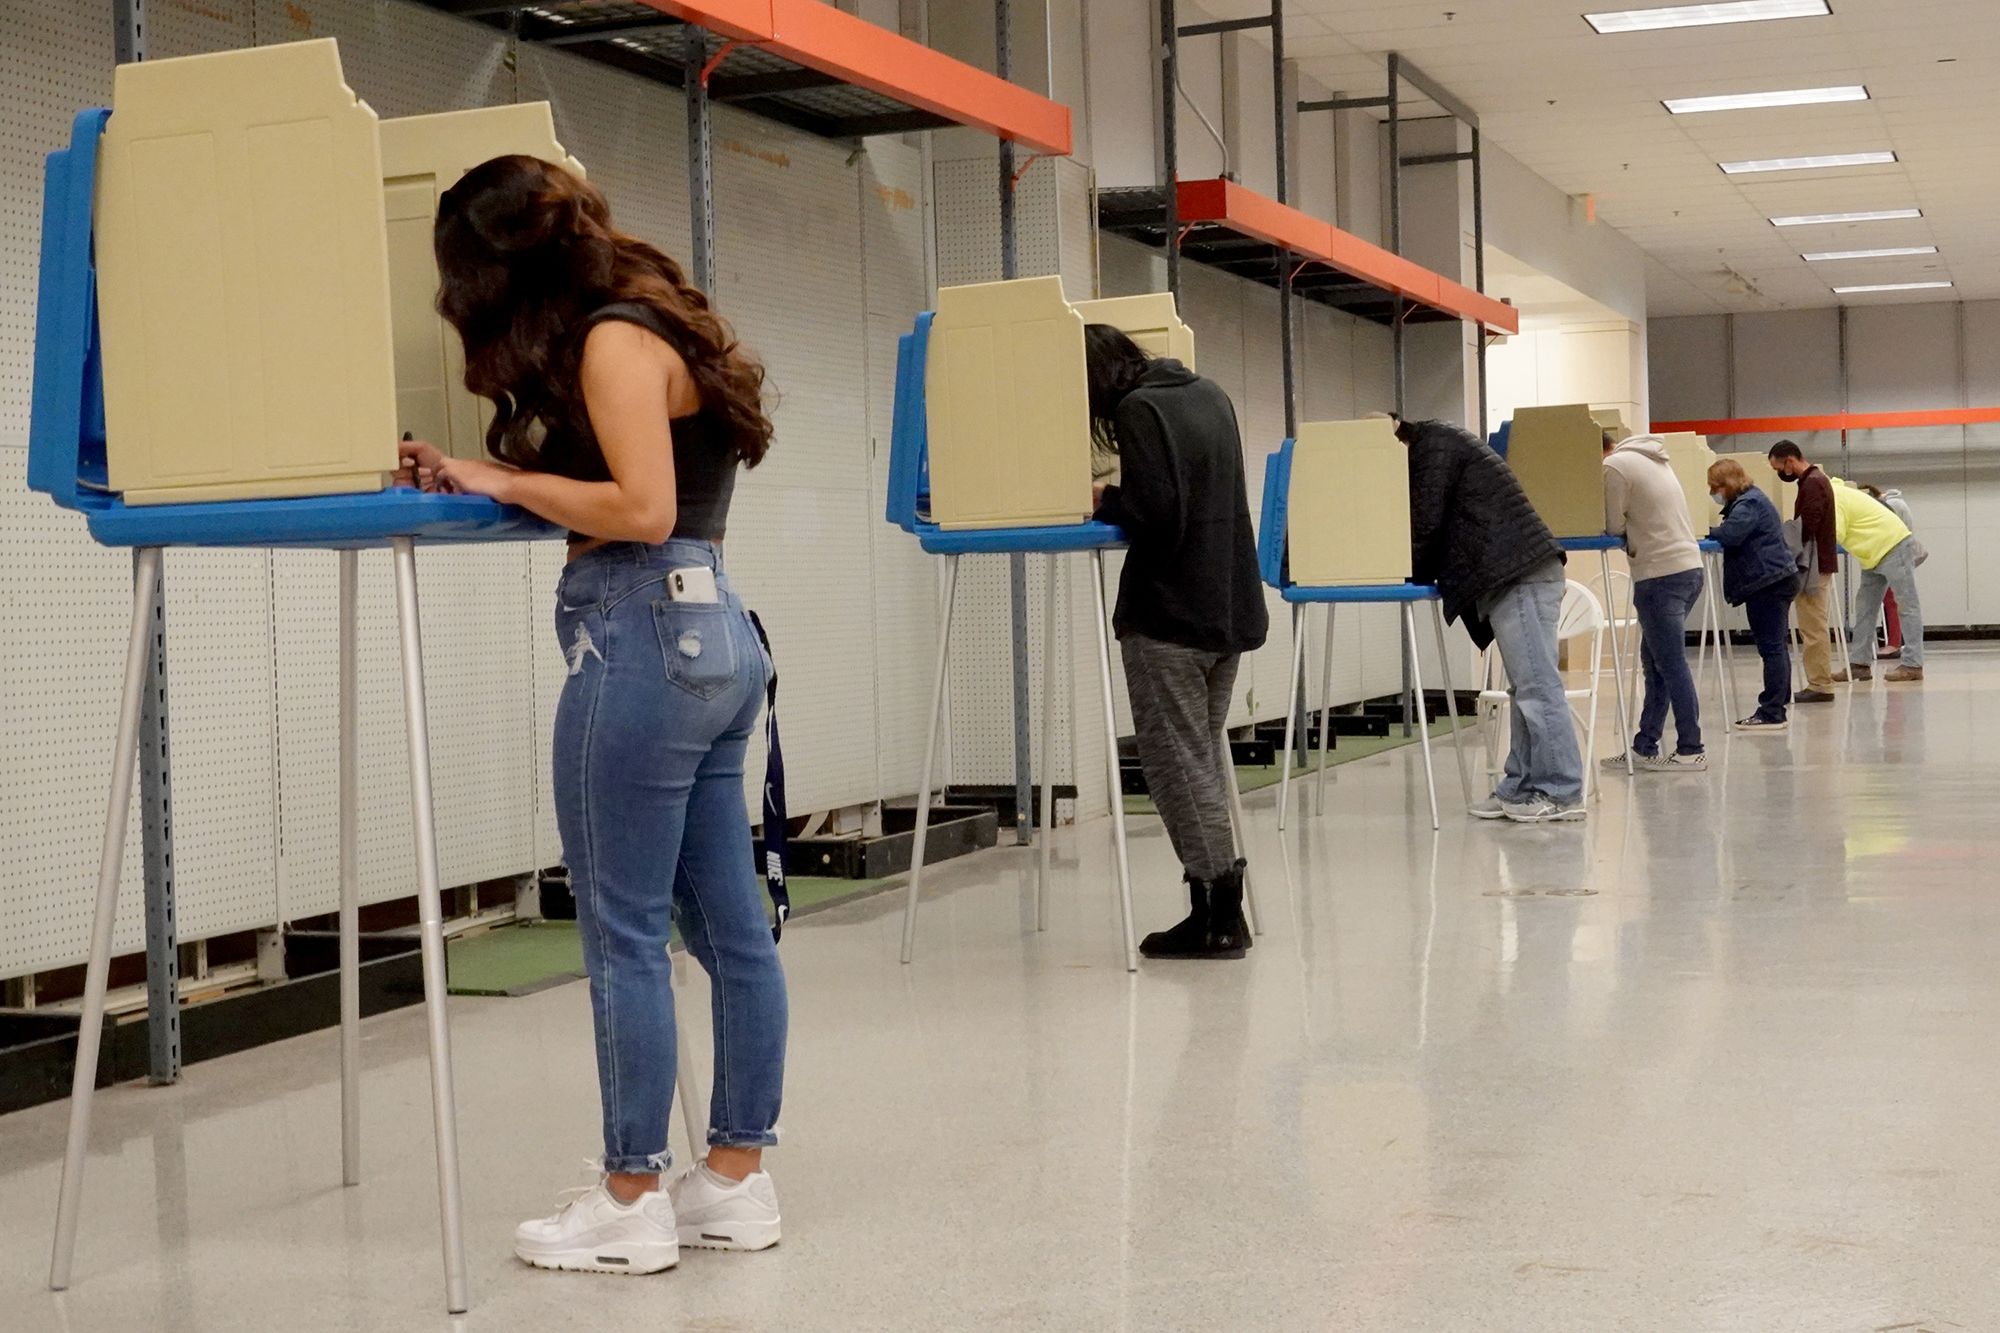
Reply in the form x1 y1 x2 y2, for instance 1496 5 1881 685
1476 581 1605 803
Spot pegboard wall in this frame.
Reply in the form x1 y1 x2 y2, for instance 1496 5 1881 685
926 153 1111 818
0 0 939 979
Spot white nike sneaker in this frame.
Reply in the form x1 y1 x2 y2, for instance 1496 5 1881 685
669 1162 783 1252
514 1174 680 1275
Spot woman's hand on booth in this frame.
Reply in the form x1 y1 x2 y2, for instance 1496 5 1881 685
397 438 446 491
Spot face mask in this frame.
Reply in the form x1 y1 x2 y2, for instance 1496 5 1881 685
1711 491 1728 506
1778 469 1800 483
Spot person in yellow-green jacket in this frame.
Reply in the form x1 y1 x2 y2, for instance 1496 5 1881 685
1830 477 1925 684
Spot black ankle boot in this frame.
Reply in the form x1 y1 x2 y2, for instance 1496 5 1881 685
1207 860 1251 954
1139 862 1249 961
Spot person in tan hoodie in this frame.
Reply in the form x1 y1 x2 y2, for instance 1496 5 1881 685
1601 433 1706 772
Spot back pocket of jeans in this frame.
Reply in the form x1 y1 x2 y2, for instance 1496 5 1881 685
653 600 738 700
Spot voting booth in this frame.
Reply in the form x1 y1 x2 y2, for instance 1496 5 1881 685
32 41 584 1315
888 279 1257 970
1285 418 1412 588
1663 432 1721 537
1072 292 1194 484
1257 433 1470 831
1506 404 1608 539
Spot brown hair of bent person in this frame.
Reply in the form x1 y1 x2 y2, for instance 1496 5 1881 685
1708 457 1751 500
433 154 773 473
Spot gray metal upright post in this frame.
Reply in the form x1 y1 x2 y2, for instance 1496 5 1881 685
115 0 179 1088
137 556 179 1085
998 0 1033 844
1161 0 1181 297
1388 53 1405 417
1472 124 1488 436
1272 0 1295 436
686 32 716 294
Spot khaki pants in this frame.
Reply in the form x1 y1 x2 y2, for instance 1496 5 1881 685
1795 581 1834 689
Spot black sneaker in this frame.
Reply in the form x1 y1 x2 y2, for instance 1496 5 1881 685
1737 714 1788 732
1796 689 1837 704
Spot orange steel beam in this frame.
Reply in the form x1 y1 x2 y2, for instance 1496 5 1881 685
1175 178 1519 334
638 0 1072 156
1654 408 2000 435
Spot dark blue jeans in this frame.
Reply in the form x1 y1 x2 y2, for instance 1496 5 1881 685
554 539 786 1173
1633 568 1704 758
1743 582 1794 722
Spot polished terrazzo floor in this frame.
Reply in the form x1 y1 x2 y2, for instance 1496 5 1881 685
3 647 1996 1331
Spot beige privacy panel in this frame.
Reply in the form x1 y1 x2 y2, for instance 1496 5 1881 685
1662 432 1720 535
1287 419 1411 587
1508 404 1607 539
380 103 584 462
1717 450 1795 523
1073 293 1196 370
925 275 1092 530
97 39 398 505
1072 292 1194 485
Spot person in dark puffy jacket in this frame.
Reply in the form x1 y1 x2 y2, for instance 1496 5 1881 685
1707 458 1800 730
1397 416 1582 824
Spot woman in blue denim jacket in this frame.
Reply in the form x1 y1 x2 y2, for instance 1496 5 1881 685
400 156 786 1274
1707 459 1802 730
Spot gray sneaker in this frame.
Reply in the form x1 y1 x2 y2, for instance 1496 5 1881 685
1502 795 1587 824
1468 795 1509 820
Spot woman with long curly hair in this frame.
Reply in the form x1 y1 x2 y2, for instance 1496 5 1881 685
400 154 785 1275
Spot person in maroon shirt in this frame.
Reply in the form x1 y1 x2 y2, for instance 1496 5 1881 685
1768 441 1840 702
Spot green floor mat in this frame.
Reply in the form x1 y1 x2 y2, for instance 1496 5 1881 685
1125 717 1479 816
446 875 891 997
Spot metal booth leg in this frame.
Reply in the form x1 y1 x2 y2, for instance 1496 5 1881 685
1037 553 1058 932
900 555 960 964
1277 604 1305 831
388 537 469 1315
338 549 361 1187
1220 732 1261 936
1090 550 1138 972
1430 601 1474 807
50 547 162 1293
1314 605 1335 816
1601 551 1636 775
1402 603 1442 831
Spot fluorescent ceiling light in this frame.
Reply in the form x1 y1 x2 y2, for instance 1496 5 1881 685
1771 208 1923 227
1665 85 1867 114
1720 151 1896 174
1586 1 1830 35
1832 281 1954 294
1803 245 1938 261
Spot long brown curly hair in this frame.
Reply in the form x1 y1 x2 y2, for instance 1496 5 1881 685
434 154 772 474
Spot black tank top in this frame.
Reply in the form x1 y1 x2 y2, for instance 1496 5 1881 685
553 302 738 541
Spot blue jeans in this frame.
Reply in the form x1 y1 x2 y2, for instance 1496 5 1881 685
1743 582 1794 722
554 539 786 1174
1488 576 1584 807
1633 568 1704 757
1850 538 1925 668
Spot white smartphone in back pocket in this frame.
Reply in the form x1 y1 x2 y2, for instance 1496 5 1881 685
667 566 720 603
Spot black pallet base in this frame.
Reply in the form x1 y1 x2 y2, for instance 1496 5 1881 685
0 935 422 1117
756 802 1002 881
935 783 1078 833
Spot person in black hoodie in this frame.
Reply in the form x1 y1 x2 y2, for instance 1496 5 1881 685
1089 325 1268 961
1398 416 1583 822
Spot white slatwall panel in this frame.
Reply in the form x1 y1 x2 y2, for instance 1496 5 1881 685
0 452 146 975
0 2 134 976
711 104 876 815
862 141 938 801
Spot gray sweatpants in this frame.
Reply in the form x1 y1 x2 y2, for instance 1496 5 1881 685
1120 634 1240 882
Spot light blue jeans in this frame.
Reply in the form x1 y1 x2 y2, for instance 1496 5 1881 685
1849 538 1926 669
1488 576 1585 807
553 539 786 1174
